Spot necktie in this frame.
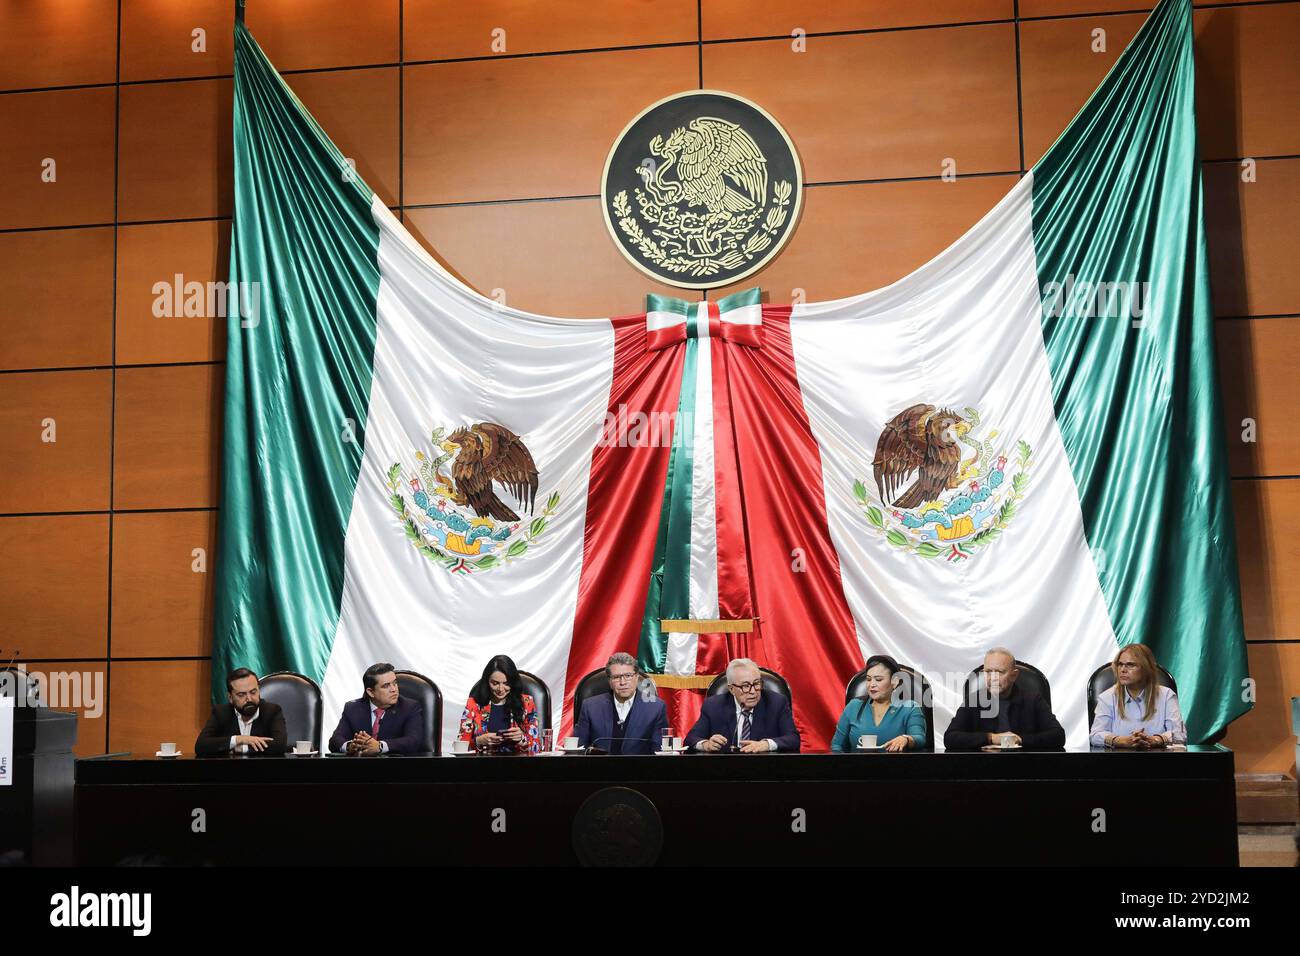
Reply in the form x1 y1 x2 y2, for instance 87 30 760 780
740 709 753 743
372 709 383 737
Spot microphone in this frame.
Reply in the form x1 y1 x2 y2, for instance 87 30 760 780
0 649 26 705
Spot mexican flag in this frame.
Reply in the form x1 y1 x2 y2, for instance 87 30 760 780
215 0 1248 751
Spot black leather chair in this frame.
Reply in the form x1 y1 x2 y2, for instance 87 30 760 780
258 671 323 752
396 669 442 755
1086 662 1177 729
706 667 792 703
844 664 935 751
964 659 1052 710
572 668 611 725
517 670 552 734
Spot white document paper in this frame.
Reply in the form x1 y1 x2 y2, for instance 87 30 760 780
0 697 14 787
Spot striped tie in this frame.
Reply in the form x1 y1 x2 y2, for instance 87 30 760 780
740 709 753 743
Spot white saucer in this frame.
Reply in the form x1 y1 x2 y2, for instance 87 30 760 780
981 744 1023 751
286 750 318 757
451 750 475 756
155 751 182 758
854 745 886 751
560 747 587 754
653 749 686 756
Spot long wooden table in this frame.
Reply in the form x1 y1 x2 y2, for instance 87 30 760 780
74 745 1238 866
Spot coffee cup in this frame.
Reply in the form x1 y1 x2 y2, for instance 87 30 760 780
857 735 877 749
294 740 311 754
1000 734 1015 749
452 739 470 753
672 736 684 751
160 742 177 755
563 736 580 750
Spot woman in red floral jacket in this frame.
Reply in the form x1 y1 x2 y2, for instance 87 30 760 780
457 654 541 755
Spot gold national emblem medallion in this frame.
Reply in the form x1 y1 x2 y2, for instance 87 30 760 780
601 90 803 290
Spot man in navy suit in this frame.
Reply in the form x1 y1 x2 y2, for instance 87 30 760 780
328 662 426 756
685 658 800 753
575 652 669 754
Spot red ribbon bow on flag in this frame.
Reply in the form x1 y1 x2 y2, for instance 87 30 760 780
644 289 763 351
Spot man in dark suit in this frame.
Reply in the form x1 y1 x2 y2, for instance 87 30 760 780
195 667 288 756
943 647 1066 751
685 658 800 753
328 662 425 756
575 652 670 754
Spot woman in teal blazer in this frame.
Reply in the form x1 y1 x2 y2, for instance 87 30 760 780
831 655 927 752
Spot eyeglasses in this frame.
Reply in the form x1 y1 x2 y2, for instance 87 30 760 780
609 673 638 683
1116 662 1141 670
730 681 762 693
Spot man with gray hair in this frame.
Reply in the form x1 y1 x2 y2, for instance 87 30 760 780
685 658 800 753
943 647 1065 751
573 652 669 754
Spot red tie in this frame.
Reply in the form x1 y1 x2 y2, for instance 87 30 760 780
372 709 383 737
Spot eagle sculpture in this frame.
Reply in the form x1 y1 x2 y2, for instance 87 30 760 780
872 404 972 510
644 117 768 215
438 423 539 523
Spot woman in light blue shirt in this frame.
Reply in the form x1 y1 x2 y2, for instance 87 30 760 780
1090 643 1187 748
831 655 927 752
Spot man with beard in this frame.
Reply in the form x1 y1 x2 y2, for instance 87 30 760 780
195 668 288 755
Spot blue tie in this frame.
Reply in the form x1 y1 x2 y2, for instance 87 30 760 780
740 709 753 743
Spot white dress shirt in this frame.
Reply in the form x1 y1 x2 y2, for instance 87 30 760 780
1089 684 1187 747
613 694 634 722
229 707 259 753
693 698 777 751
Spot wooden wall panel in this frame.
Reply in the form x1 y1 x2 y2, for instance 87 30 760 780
0 516 108 660
3 0 1295 768
1022 5 1300 167
0 0 118 91
0 227 115 371
121 0 409 79
1021 1 1274 18
113 365 222 510
118 78 233 223
403 46 698 205
17 661 110 758
704 25 1020 183
1218 319 1300 478
1194 4 1300 162
111 511 217 659
1020 14 1144 166
116 220 228 365
284 67 401 208
0 370 112 513
404 199 697 319
108 659 212 757
0 87 116 229
406 0 698 60
245 0 399 73
120 0 233 82
1222 643 1300 774
1205 158 1300 319
1234 480 1300 644
703 0 1015 38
